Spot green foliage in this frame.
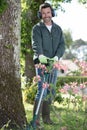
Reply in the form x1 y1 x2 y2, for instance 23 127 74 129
54 93 64 103
0 0 8 14
50 0 72 2
64 29 73 49
57 76 87 88
23 76 87 104
26 103 87 130
23 82 37 104
78 0 87 4
21 0 39 56
0 120 21 130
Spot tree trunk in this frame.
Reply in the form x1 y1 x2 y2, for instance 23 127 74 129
0 0 27 128
25 43 35 81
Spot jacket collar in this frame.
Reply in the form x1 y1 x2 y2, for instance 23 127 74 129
40 20 56 28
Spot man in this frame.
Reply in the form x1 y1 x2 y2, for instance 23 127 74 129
31 2 65 129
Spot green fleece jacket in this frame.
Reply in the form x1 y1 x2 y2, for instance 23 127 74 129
32 21 65 61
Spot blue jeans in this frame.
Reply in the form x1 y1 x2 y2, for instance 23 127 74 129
35 67 58 102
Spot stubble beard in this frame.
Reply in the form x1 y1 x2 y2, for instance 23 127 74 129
44 17 52 25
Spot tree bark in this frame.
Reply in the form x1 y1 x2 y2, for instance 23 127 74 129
0 0 26 128
25 43 35 81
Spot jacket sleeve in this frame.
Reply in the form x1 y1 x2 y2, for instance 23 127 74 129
55 30 65 59
31 25 43 58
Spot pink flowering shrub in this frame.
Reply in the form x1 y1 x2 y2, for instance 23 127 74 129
34 62 68 86
59 81 87 111
53 61 68 72
74 59 87 76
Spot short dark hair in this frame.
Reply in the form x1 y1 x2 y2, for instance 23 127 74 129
38 2 55 18
39 3 53 12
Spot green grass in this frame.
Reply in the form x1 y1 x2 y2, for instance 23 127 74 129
0 101 86 130
24 102 87 130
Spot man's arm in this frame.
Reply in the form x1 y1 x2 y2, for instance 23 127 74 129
31 25 43 57
55 30 65 59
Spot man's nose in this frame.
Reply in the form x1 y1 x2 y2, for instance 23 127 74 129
45 13 48 17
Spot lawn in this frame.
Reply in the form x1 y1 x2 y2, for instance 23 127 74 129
24 101 87 130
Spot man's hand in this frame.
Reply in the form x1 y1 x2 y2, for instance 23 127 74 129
53 56 58 62
39 55 48 64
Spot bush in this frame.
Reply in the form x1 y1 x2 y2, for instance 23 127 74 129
23 82 37 104
23 76 87 104
57 76 87 87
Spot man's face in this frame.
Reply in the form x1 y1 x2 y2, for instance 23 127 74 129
41 7 52 24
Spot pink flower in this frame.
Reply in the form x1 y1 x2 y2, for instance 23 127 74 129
74 60 87 76
59 84 70 94
35 63 47 70
80 83 86 89
42 82 49 88
59 88 68 94
70 82 78 87
53 63 61 70
74 59 79 64
33 75 41 83
63 84 70 90
82 95 87 101
53 62 68 71
72 87 79 94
